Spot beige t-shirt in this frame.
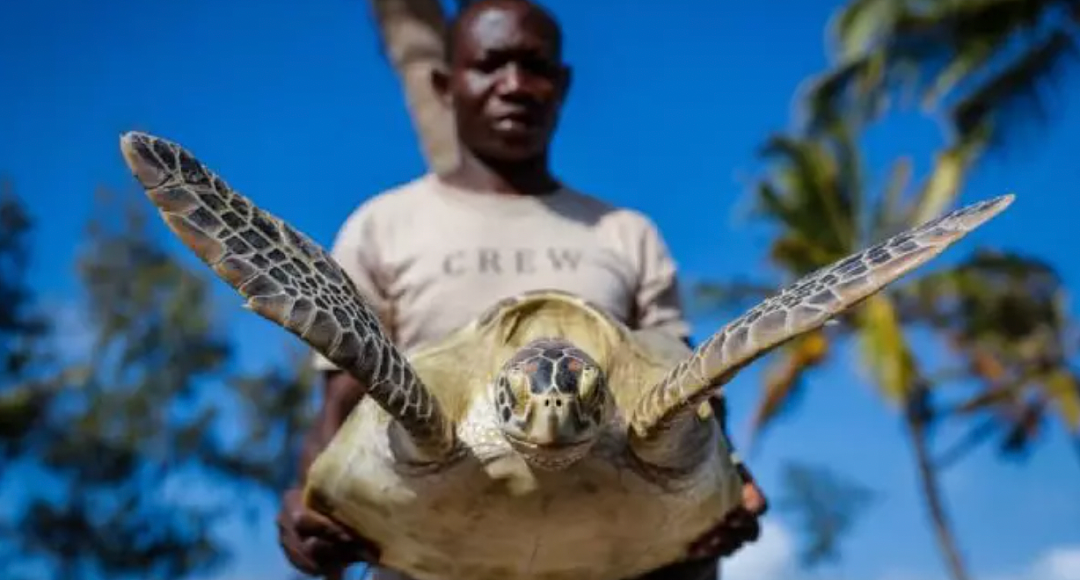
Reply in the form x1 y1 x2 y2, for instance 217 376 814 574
313 173 690 370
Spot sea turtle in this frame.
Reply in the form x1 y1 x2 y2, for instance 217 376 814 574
118 130 1013 580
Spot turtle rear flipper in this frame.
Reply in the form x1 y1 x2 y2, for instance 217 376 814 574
119 131 456 465
628 194 1015 469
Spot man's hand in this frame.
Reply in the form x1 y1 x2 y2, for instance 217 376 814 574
687 395 769 562
686 466 768 560
276 488 380 577
278 371 374 577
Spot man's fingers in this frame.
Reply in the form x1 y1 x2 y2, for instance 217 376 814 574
280 499 379 565
302 535 349 564
736 466 769 516
277 518 323 575
295 511 381 562
283 488 344 535
726 508 762 541
356 540 382 563
294 509 353 541
742 484 768 516
685 506 765 560
280 535 322 576
737 513 762 542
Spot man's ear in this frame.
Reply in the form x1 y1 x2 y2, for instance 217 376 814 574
431 65 452 106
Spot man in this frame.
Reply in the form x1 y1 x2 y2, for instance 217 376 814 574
276 1 767 579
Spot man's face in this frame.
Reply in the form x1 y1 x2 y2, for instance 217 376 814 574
436 2 570 161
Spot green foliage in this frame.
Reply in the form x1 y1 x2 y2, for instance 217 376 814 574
703 119 1078 453
0 180 49 385
0 181 53 453
732 8 1080 574
697 87 1076 575
899 250 1080 462
803 0 1080 151
0 186 316 580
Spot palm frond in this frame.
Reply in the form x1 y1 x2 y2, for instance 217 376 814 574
871 155 913 236
1043 369 1080 431
950 28 1079 146
858 294 918 405
798 52 893 134
689 280 777 318
907 136 986 227
897 249 1079 461
756 134 860 261
803 0 1078 153
829 0 901 59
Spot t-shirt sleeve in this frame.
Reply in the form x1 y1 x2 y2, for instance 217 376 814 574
633 215 692 341
311 204 394 372
630 217 738 430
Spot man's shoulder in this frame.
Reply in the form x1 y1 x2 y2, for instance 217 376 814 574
332 174 443 239
349 173 439 217
558 185 665 243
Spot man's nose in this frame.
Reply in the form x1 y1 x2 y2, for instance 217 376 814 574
497 64 529 96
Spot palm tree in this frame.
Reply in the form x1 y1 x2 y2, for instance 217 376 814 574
695 121 1078 580
897 250 1080 466
800 0 1080 155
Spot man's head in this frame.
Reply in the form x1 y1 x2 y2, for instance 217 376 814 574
433 0 571 163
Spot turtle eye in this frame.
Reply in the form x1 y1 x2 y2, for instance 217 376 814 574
578 367 607 423
495 370 530 424
577 365 600 401
506 370 531 405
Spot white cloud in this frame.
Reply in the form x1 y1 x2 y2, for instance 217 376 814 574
1038 548 1080 580
994 545 1080 580
718 520 1080 580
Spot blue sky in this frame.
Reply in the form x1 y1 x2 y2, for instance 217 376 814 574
2 1 1079 580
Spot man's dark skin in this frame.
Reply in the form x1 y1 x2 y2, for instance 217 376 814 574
276 1 767 579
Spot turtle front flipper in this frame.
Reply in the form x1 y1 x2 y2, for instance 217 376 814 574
628 194 1015 471
118 131 457 466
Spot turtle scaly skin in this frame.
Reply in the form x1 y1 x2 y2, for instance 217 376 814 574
118 131 457 466
120 130 1014 580
627 195 1015 470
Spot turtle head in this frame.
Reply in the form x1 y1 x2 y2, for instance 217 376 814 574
494 338 612 470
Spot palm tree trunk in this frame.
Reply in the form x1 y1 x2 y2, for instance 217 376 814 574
368 0 460 174
905 401 972 580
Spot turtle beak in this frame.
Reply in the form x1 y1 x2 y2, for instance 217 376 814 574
517 394 592 449
528 402 570 446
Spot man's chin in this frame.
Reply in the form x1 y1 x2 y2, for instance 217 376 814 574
472 133 548 161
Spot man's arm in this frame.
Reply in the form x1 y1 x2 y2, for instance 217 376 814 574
630 221 692 343
298 371 368 483
629 215 739 441
278 369 379 576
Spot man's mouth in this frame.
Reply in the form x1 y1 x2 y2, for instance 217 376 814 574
495 118 529 130
491 111 540 132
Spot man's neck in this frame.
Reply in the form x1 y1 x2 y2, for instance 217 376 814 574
441 148 561 197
